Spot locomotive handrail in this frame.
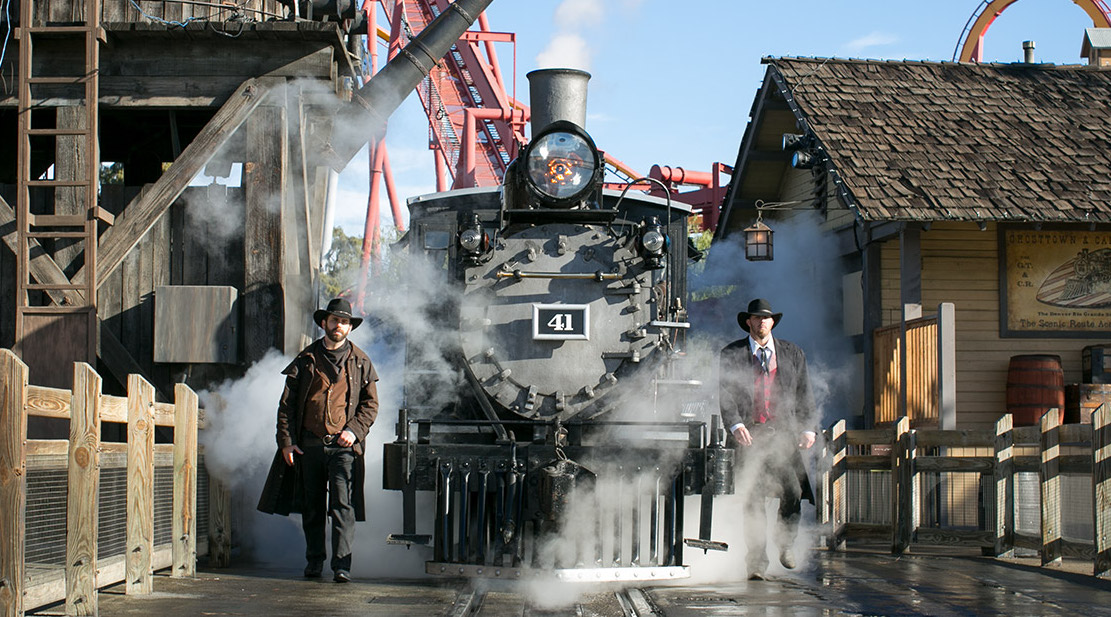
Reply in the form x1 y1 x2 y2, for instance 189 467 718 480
495 270 621 280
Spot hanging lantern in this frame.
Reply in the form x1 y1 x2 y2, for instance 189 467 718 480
744 218 773 261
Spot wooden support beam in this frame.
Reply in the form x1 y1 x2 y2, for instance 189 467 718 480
827 419 847 551
0 350 28 617
1093 405 1110 578
126 374 155 594
993 414 1015 558
937 303 956 429
1041 408 1062 567
243 103 287 362
66 362 100 616
172 383 198 578
85 77 279 289
892 416 913 555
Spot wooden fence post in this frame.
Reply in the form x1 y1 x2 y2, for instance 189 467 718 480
1040 408 1062 567
173 384 198 578
1094 405 1110 578
827 420 847 551
0 350 28 617
126 374 156 594
66 362 101 616
209 480 232 567
992 413 1015 558
892 416 913 554
937 303 956 430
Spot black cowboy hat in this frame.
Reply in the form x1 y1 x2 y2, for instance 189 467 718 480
737 298 782 332
313 298 363 329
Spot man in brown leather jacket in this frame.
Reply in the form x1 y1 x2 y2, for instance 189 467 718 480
257 298 379 583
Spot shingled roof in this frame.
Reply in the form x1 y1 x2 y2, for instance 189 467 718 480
766 57 1111 223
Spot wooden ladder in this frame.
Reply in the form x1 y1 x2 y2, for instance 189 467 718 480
15 0 109 379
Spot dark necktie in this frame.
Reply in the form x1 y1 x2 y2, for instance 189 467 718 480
759 347 770 374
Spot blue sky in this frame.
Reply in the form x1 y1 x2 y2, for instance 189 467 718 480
332 0 1100 236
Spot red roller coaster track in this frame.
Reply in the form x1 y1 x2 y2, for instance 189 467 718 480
953 0 1111 62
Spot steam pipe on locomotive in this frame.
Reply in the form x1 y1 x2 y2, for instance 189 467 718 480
382 68 733 580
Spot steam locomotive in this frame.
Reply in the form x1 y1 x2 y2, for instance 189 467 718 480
382 69 732 581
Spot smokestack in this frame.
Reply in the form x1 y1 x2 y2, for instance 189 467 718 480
526 68 591 138
322 0 494 171
1023 40 1036 63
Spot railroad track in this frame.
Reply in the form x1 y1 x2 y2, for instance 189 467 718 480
447 585 661 616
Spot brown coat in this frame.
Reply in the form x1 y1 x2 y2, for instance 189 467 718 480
257 339 379 520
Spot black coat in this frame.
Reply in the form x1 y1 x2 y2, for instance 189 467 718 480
257 339 379 520
719 335 815 503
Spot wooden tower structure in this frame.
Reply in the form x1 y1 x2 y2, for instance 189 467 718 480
0 0 491 400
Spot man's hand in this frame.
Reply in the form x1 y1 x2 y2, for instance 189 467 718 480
336 429 356 448
732 425 753 447
798 431 816 449
281 444 303 466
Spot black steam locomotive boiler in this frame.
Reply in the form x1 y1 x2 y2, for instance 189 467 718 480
383 69 732 581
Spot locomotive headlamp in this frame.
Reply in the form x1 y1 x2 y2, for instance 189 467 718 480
522 120 602 208
639 217 668 269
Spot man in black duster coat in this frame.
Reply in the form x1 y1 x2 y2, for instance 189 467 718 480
257 298 379 583
719 298 816 580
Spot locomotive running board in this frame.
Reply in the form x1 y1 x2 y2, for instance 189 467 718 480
426 562 690 582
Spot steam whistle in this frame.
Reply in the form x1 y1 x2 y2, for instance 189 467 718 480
684 414 732 553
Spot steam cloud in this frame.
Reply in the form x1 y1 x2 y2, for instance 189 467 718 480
536 0 605 70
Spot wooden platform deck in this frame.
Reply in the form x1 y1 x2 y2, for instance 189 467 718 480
26 547 1111 617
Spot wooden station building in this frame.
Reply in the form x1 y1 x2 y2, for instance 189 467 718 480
718 52 1111 430
0 0 367 403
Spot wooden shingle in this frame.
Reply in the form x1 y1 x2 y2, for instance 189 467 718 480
766 57 1111 223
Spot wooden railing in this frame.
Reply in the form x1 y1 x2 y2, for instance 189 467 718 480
818 408 1111 577
0 349 229 616
21 0 288 24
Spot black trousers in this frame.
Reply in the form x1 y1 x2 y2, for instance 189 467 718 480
740 433 806 570
299 442 356 572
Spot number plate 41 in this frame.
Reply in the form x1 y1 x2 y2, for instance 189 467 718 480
533 304 590 340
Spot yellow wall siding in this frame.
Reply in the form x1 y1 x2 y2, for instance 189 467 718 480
879 221 1111 429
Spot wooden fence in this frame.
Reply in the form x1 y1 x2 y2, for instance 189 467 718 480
819 408 1111 577
0 349 229 616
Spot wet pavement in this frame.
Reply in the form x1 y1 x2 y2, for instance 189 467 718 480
29 547 1111 616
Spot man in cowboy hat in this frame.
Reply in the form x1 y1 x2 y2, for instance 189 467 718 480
719 298 816 580
258 298 379 583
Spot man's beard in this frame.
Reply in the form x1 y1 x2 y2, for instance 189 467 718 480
326 329 347 343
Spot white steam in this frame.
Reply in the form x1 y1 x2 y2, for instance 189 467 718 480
679 210 856 581
536 0 605 70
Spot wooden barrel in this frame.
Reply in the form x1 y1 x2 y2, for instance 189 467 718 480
1006 355 1065 425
